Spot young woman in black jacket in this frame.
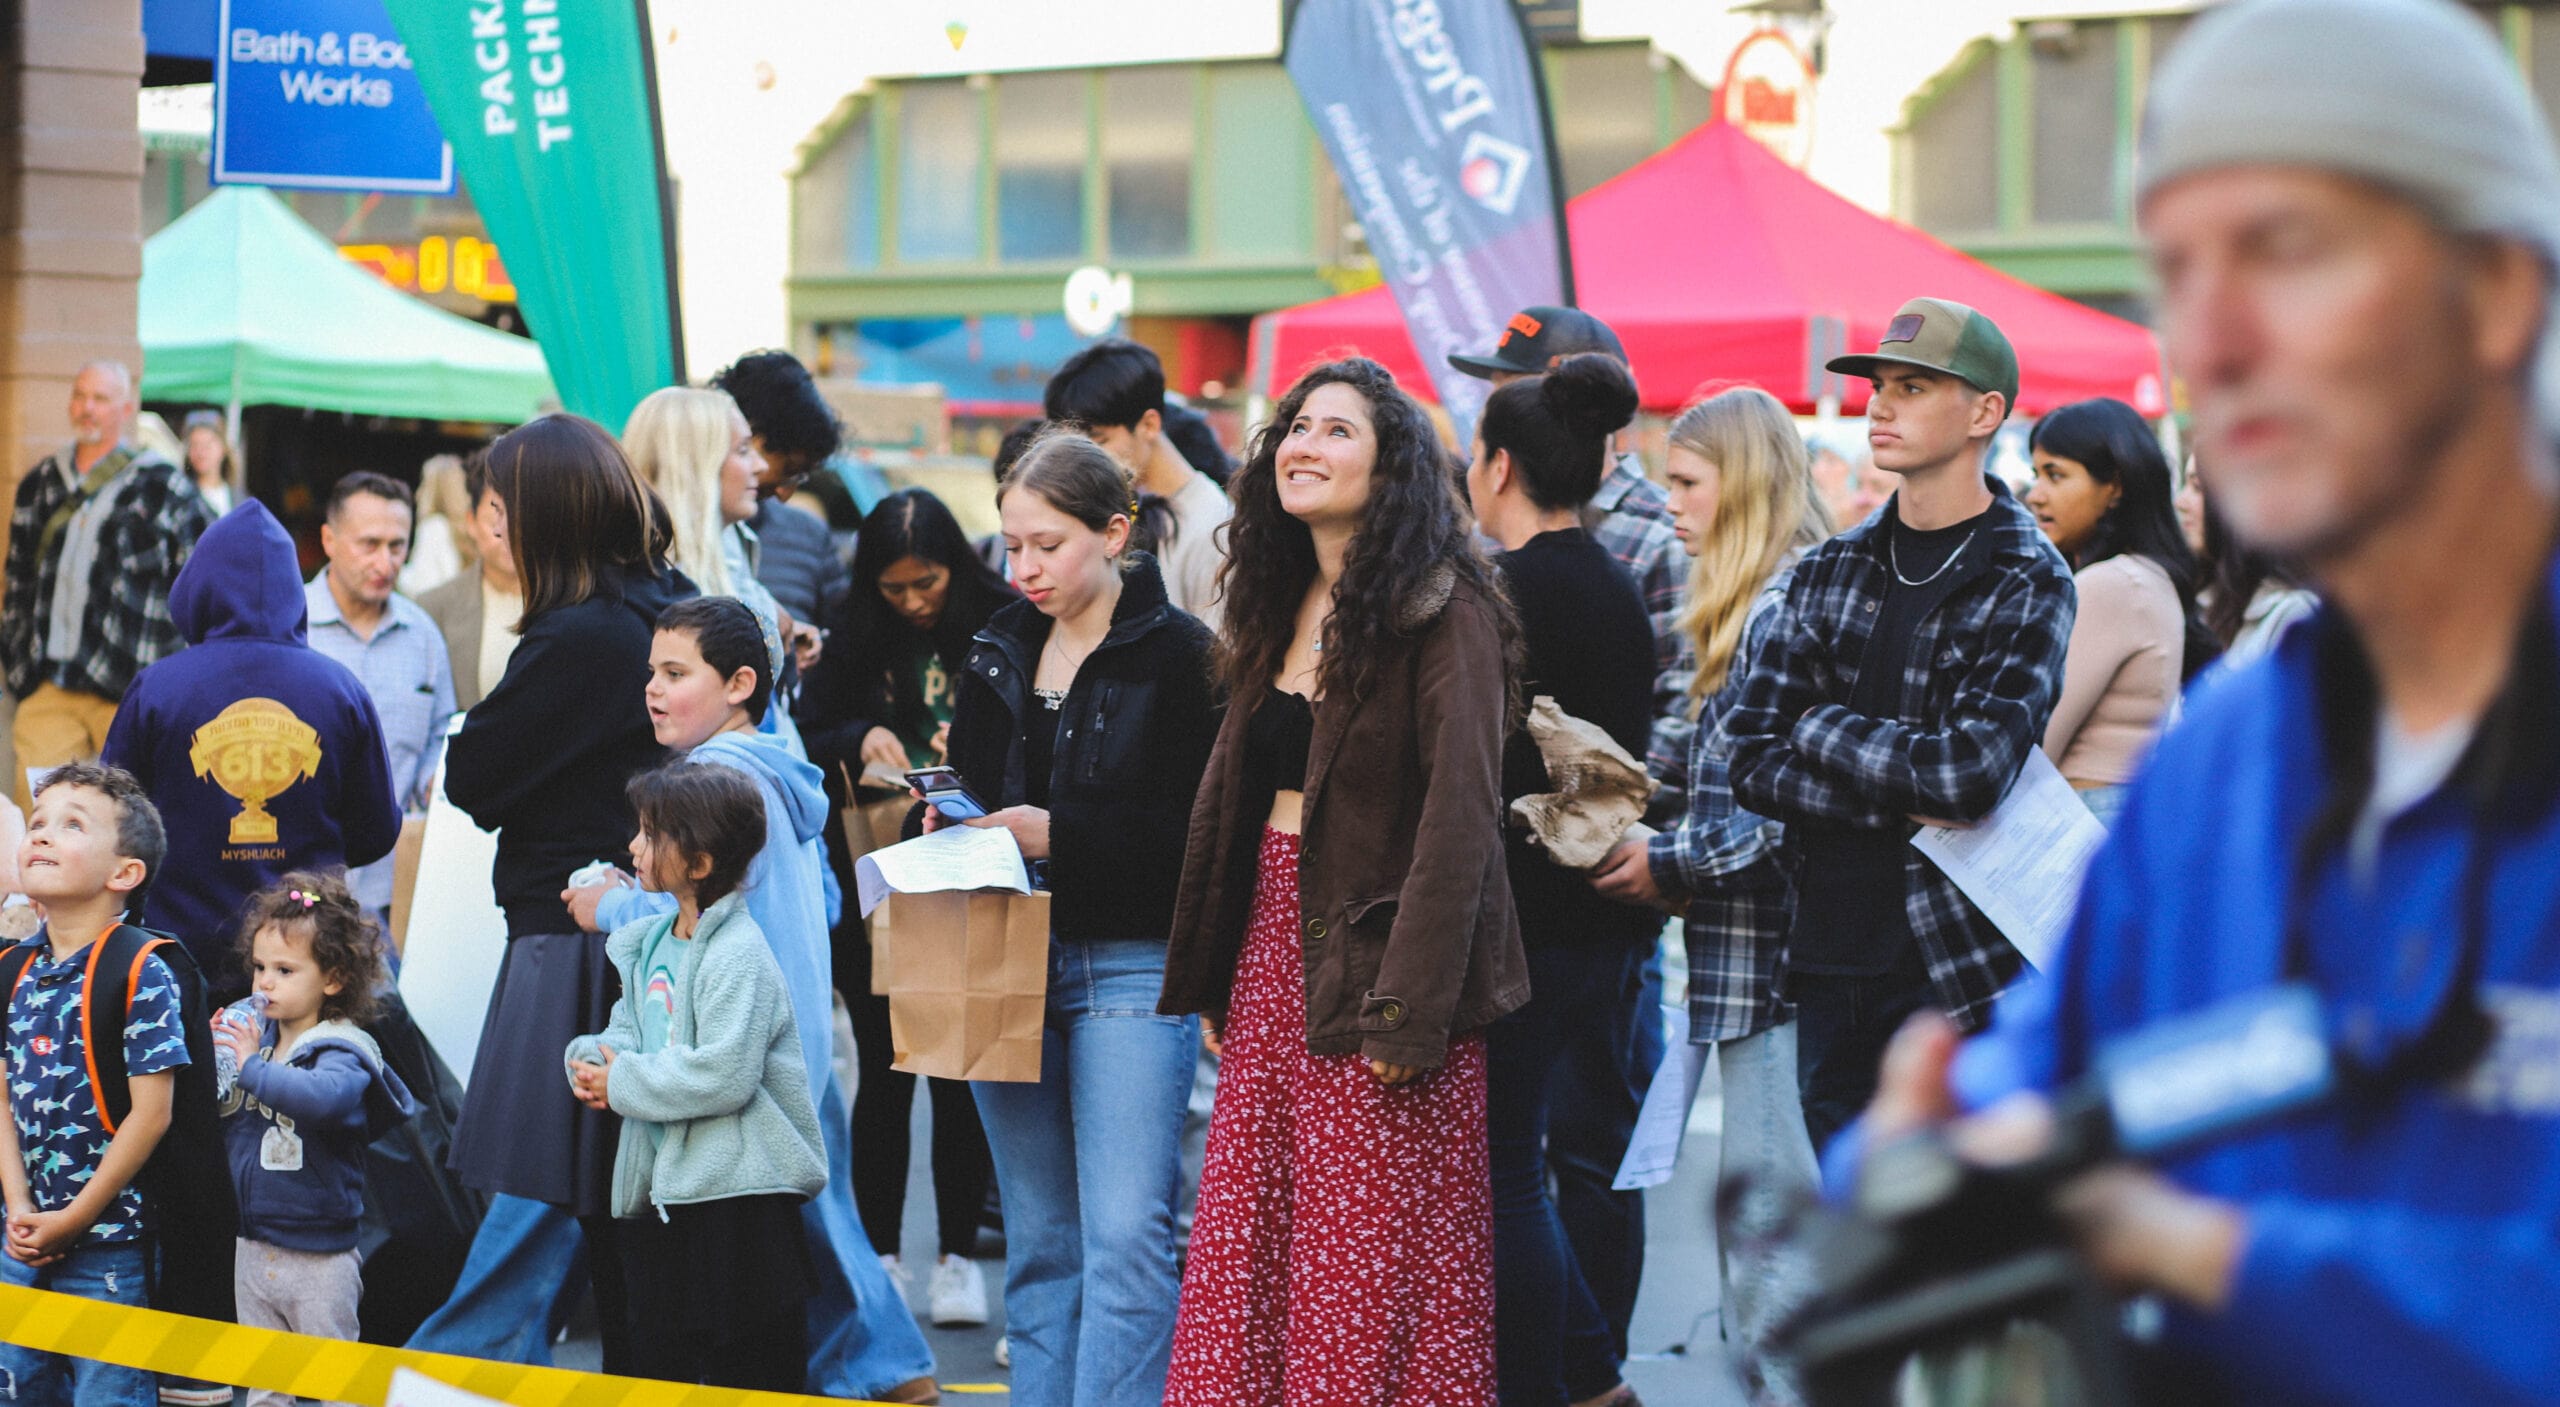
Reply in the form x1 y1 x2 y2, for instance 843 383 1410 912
919 432 1216 1407
435 413 694 1373
797 487 1012 1318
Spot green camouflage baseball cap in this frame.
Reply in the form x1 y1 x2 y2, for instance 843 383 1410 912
1827 297 2020 417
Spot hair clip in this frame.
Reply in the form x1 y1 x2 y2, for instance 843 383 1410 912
286 889 317 909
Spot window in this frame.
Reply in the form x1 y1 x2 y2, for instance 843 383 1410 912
2030 22 2119 225
795 105 879 274
1549 45 1658 196
996 72 1087 263
1205 65 1312 260
1104 67 1194 259
897 81 983 264
1908 52 2000 234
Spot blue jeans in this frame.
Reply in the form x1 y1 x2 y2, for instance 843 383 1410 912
405 1194 586 1365
803 1077 938 1396
0 1240 157 1407
973 938 1196 1407
1545 940 1661 1361
1493 944 1637 1406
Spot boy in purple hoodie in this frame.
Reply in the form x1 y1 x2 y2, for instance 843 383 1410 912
215 871 414 1394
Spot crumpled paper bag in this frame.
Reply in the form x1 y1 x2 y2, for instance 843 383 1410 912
1509 695 1655 871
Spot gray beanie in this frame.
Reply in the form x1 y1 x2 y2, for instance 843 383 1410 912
2140 0 2560 421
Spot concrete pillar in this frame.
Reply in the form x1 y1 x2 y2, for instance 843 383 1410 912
0 0 146 787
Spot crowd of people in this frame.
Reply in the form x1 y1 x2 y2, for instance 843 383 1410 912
0 2 2551 1405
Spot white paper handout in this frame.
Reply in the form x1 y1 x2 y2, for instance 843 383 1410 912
1613 1006 1711 1191
1909 749 2107 971
856 824 1035 917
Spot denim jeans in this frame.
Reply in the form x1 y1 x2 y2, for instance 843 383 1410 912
1492 944 1636 1406
1793 943 1936 1157
1544 939 1661 1360
0 1240 157 1407
405 1193 586 1366
1716 1021 1820 1407
973 938 1196 1407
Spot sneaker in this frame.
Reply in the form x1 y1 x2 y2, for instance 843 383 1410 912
928 1253 989 1326
995 1335 1010 1369
880 1252 912 1293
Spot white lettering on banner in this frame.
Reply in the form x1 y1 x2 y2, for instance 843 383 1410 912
1390 0 1495 133
521 0 573 150
230 28 412 110
472 1 517 137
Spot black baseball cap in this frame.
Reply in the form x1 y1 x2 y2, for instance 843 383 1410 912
1449 306 1628 379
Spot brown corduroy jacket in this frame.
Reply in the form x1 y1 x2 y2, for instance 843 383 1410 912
1159 567 1529 1068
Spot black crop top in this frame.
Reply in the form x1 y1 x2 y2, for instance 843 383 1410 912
1244 686 1315 795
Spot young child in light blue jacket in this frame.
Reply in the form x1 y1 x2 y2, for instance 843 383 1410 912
565 761 825 1392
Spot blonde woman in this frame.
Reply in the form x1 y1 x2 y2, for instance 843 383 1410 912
401 453 475 595
624 387 798 643
1590 385 1828 1405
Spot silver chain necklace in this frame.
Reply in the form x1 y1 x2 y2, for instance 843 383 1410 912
1890 526 1977 588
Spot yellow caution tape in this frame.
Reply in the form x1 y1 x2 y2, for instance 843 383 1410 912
0 1282 938 1406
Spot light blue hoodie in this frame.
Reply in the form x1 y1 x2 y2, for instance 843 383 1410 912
591 726 932 1392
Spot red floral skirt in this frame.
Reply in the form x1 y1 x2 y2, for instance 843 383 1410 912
1165 828 1496 1406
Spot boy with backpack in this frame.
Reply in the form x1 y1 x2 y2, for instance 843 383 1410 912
0 763 235 1407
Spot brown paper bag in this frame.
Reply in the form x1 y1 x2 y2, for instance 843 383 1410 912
881 889 1050 1082
386 814 430 955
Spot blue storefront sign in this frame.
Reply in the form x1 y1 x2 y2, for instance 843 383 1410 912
213 0 454 193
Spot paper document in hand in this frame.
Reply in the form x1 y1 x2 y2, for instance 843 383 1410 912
1908 749 2106 971
1614 1006 1710 1190
857 824 1034 917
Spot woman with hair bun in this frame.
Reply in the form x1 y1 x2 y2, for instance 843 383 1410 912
1464 352 1658 1407
1162 357 1526 1406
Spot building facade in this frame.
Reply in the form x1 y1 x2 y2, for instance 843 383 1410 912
1897 2 2560 319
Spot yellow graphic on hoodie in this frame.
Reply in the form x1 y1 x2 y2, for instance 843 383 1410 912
189 699 322 845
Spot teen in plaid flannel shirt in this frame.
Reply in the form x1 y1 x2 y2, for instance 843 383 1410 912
1725 306 2074 1153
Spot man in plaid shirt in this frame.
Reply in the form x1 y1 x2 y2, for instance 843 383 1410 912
1451 306 1689 1358
1724 299 2074 1153
1 363 215 807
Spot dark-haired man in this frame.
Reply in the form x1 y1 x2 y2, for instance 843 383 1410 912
1724 297 2074 1153
1045 339 1232 627
306 471 454 920
712 350 852 640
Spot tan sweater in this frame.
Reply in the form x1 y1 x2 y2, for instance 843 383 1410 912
2043 554 2184 786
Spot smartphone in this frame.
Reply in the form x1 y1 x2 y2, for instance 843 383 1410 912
905 766 990 821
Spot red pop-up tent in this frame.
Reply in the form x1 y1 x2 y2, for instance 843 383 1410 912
1252 119 2165 418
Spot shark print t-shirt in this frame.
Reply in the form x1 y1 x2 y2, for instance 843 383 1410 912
4 935 188 1245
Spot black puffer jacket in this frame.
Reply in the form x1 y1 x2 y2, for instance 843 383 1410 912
943 553 1219 943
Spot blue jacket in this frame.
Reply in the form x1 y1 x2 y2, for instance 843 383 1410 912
1942 559 2560 1405
219 1007 419 1253
595 729 841 1127
101 503 403 978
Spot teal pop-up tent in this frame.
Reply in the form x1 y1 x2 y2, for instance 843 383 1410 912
139 185 556 427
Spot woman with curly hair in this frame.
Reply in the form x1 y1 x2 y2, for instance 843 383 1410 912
1160 358 1527 1406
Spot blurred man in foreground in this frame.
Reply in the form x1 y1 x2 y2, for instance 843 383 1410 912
1862 2 2560 1401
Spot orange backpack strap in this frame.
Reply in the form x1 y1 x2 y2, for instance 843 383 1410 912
82 925 171 1138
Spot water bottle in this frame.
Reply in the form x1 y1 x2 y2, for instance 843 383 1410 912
213 991 269 1099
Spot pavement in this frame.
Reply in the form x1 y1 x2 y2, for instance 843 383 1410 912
561 1002 1755 1404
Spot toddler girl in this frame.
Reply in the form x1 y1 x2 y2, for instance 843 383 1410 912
214 872 417 1407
